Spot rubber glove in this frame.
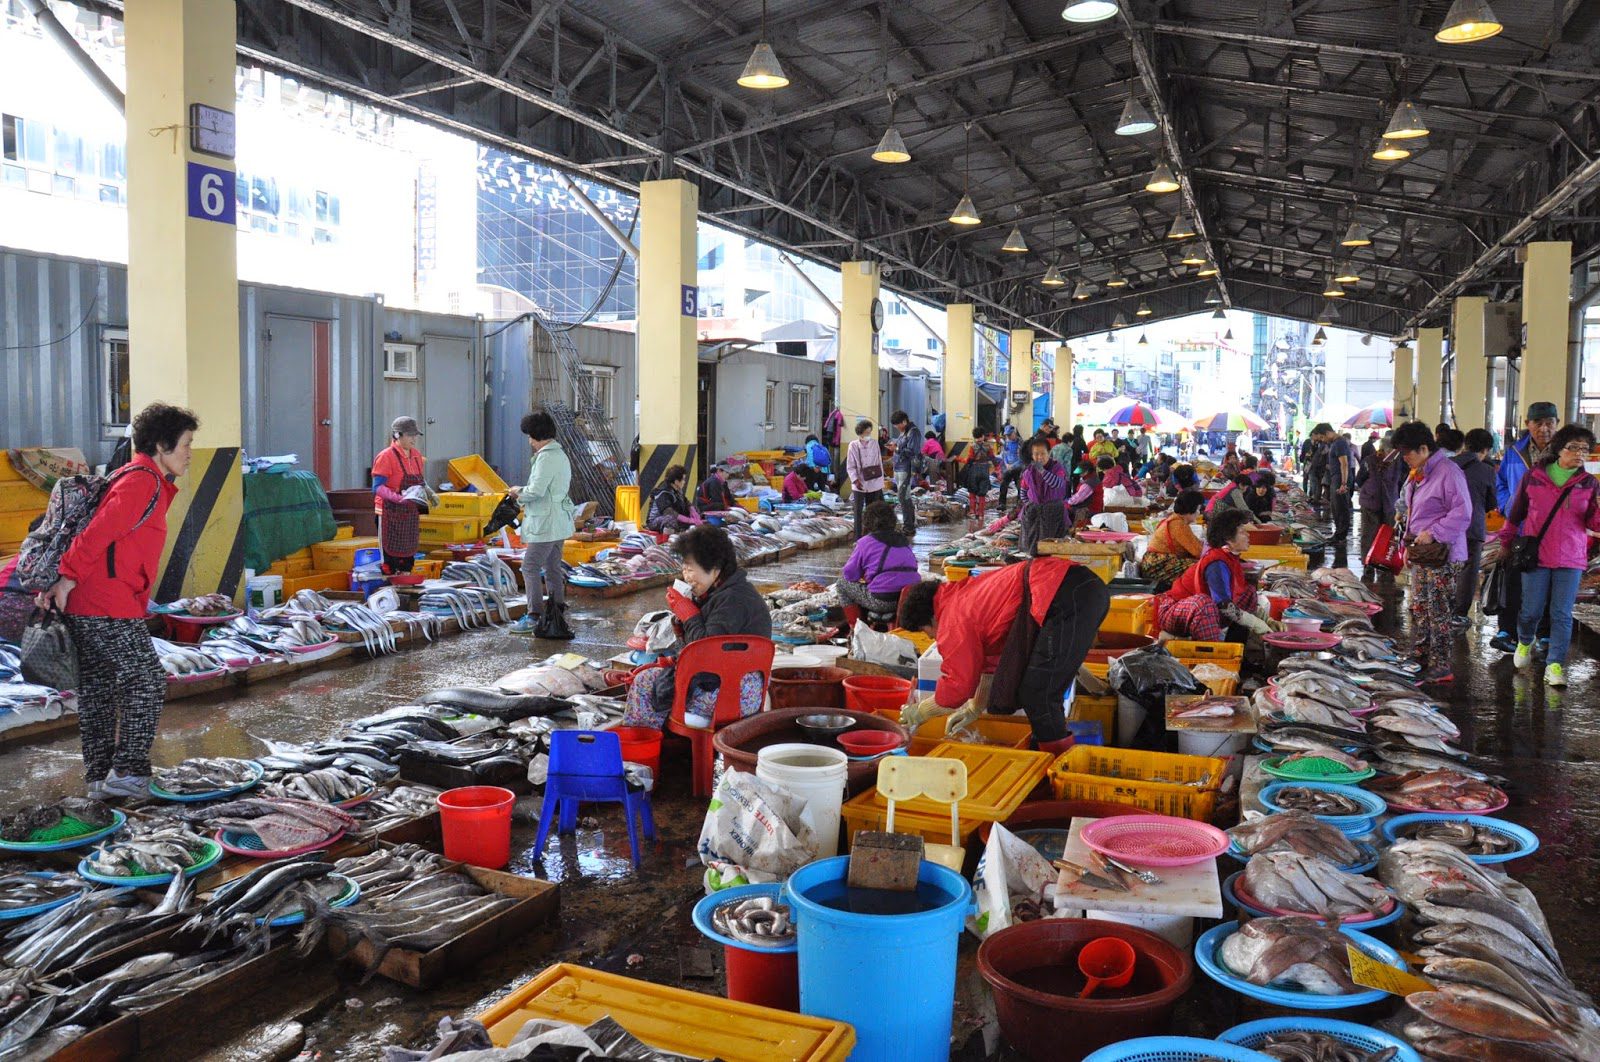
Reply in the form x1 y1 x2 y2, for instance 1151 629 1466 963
375 483 407 505
666 587 700 622
1237 610 1271 636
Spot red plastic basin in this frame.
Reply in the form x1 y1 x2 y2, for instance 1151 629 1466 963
842 675 914 712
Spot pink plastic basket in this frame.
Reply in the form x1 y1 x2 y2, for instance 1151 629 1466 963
1079 814 1229 867
1263 631 1342 651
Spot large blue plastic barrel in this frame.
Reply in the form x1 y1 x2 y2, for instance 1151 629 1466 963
783 855 973 1061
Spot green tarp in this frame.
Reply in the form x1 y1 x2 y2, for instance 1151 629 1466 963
242 470 338 572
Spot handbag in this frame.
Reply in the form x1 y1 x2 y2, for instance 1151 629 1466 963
854 441 883 483
1363 522 1407 572
1408 539 1451 568
1509 476 1582 572
1479 562 1506 616
20 608 78 692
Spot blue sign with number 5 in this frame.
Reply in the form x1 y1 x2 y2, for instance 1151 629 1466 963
186 162 236 225
681 284 698 317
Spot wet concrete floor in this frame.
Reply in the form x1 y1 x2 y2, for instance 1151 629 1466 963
2 517 1598 1058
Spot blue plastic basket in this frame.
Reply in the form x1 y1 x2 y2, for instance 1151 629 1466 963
77 838 225 887
1081 1037 1273 1062
1221 871 1402 929
148 760 264 803
0 872 89 920
1066 720 1105 745
1258 782 1386 828
1194 922 1403 1009
260 873 361 927
1381 813 1538 865
1218 1018 1420 1062
691 883 797 955
1225 838 1379 875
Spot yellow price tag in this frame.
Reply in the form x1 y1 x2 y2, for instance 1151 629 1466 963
1346 943 1434 996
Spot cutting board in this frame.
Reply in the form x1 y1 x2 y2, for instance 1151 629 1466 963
1047 816 1223 918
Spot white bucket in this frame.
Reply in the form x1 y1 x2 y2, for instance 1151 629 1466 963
1176 730 1250 759
757 742 849 860
246 574 282 610
1115 695 1147 746
795 644 849 667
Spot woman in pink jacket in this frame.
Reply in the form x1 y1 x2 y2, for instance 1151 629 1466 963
1505 425 1600 687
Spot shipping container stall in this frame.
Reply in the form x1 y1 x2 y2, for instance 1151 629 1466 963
707 347 825 461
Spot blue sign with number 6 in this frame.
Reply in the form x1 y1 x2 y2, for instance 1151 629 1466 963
681 284 698 317
186 161 236 225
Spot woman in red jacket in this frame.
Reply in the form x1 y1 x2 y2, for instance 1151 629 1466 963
896 557 1110 752
38 403 196 799
1155 508 1269 642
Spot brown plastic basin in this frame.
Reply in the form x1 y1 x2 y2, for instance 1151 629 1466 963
768 666 850 711
714 707 907 796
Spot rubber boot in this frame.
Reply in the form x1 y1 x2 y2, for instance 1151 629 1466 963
1036 736 1075 757
537 603 576 641
841 605 863 629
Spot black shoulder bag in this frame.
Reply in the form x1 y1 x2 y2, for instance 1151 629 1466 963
1509 476 1582 572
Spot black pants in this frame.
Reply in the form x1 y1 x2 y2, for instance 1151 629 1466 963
852 488 883 538
383 551 415 573
1009 566 1112 743
997 465 1026 511
1330 490 1353 543
1456 538 1483 617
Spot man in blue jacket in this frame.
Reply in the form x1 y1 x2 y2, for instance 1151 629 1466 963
1489 401 1559 653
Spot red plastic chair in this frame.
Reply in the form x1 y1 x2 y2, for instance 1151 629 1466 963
665 635 776 797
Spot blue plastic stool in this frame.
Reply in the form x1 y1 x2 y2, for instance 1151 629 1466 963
534 730 656 868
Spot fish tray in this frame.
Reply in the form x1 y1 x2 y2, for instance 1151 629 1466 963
328 863 560 988
149 760 265 803
1379 813 1537 864
1222 870 1402 928
1219 1019 1420 1062
0 809 127 852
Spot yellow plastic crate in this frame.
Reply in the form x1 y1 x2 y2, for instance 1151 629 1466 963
909 715 1033 756
434 492 502 518
412 559 443 579
1048 746 1228 821
1100 594 1154 636
446 454 510 494
735 497 761 512
1164 640 1244 665
418 515 482 545
0 479 48 513
334 524 355 540
311 537 382 571
0 453 24 481
280 571 353 596
943 563 972 582
1077 555 1119 583
266 557 315 577
1245 544 1310 571
0 512 34 545
614 485 640 525
561 539 612 565
477 963 855 1062
842 742 1051 846
1069 694 1117 739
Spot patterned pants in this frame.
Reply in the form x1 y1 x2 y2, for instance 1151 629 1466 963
835 579 901 618
620 666 765 729
1407 561 1463 668
1156 593 1225 642
63 615 165 782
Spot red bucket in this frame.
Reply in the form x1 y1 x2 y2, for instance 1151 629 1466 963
1264 594 1291 620
437 786 515 869
842 675 914 712
614 726 664 775
693 885 799 1011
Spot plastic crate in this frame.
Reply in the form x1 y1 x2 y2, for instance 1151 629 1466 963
311 537 383 571
333 523 355 540
1100 594 1155 636
1048 746 1228 821
0 479 48 513
0 512 36 544
265 557 314 577
1245 544 1310 571
434 492 502 517
735 497 761 512
280 571 354 596
841 742 1052 846
412 559 443 579
909 715 1033 756
446 454 510 494
614 485 640 525
943 563 972 582
1163 640 1244 665
1069 694 1117 739
477 963 854 1061
562 539 612 565
1078 555 1120 584
418 515 482 545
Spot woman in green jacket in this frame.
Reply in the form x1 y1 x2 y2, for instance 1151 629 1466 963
508 411 577 639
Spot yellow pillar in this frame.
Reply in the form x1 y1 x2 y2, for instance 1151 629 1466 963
838 261 880 431
1393 342 1415 421
945 304 977 451
1519 241 1572 417
1008 329 1035 436
1053 344 1074 428
1415 327 1444 426
126 0 244 599
636 178 699 495
1451 296 1488 429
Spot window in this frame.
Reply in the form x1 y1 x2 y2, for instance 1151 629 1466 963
697 244 723 271
101 328 130 433
383 342 418 380
2 114 20 161
575 364 615 420
788 384 814 432
926 338 940 351
887 300 909 316
764 382 777 428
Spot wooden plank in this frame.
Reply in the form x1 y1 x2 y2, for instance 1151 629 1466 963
0 713 79 750
567 573 672 599
163 671 239 702
331 864 560 988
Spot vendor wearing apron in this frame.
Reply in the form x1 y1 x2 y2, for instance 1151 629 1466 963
371 416 428 574
1017 436 1070 554
896 558 1110 753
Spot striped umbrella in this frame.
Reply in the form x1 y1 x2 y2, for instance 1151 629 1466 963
1104 400 1160 426
1153 407 1191 431
1342 402 1395 429
1192 408 1268 432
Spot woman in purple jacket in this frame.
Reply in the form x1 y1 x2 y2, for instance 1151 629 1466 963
835 500 921 621
1506 425 1600 687
1394 422 1472 684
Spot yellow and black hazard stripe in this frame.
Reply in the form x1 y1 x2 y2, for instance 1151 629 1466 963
636 442 698 500
156 446 245 602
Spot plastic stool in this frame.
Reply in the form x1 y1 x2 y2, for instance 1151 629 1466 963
534 730 656 868
877 756 969 873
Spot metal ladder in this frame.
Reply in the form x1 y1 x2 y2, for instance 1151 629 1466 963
527 308 631 516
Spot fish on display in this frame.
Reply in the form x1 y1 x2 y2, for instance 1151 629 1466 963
81 822 212 878
1242 851 1392 918
1278 747 1368 772
1399 820 1517 856
1252 1030 1398 1061
1271 786 1367 817
0 871 84 912
1405 983 1600 1060
1365 769 1507 812
181 857 345 953
263 766 372 805
1227 811 1363 864
1 798 114 843
1 874 190 975
152 757 260 796
1218 916 1363 994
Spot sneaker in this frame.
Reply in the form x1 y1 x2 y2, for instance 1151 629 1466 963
100 772 151 799
1513 642 1534 668
1488 631 1518 654
1545 663 1566 687
86 779 108 801
507 615 541 636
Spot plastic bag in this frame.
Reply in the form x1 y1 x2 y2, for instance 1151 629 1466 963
1089 512 1129 532
697 771 814 891
1108 644 1205 713
630 610 679 653
1102 486 1139 509
969 823 1058 938
847 620 918 669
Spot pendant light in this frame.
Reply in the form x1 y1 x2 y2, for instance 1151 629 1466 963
737 2 789 90
1167 213 1195 239
871 89 910 163
1383 100 1428 139
1204 289 1222 306
948 122 981 225
1061 0 1118 23
1198 261 1220 277
1115 96 1156 136
1322 274 1346 297
1223 328 1234 341
1317 299 1341 324
1145 159 1180 194
1334 261 1360 284
1136 332 1149 346
1001 226 1028 253
1135 300 1152 317
1112 310 1129 328
1041 263 1066 287
1312 327 1328 347
1371 138 1411 162
1339 221 1373 247
1211 307 1226 319
1180 245 1206 266
1106 270 1128 288
1435 0 1502 43
1072 281 1092 300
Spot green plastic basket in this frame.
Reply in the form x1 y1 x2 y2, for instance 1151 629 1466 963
1261 755 1376 784
26 814 104 843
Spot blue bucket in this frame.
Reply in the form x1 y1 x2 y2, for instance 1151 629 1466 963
783 855 973 1061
